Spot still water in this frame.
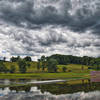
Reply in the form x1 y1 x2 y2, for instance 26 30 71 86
0 79 100 100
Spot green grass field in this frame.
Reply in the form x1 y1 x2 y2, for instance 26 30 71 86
4 62 92 73
0 62 93 80
0 72 90 79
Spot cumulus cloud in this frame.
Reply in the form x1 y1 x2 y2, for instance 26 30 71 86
0 0 100 60
0 0 100 33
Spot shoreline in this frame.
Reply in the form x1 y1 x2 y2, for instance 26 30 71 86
0 72 90 79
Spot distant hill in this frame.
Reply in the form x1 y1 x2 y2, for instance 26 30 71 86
47 54 100 69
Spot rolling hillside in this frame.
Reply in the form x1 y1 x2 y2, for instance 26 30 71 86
4 61 92 73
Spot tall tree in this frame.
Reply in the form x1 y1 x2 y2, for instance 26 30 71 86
0 62 8 73
3 57 6 62
47 58 58 73
37 59 41 70
41 55 46 71
10 65 16 73
18 59 27 73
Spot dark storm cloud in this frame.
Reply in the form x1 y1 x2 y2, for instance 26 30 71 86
0 0 34 27
0 0 100 34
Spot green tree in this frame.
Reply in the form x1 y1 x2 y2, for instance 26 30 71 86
10 56 20 62
27 63 31 68
37 59 41 70
62 67 67 72
23 56 32 62
0 62 8 73
81 65 84 70
10 65 16 73
47 58 58 73
41 55 46 71
18 59 27 73
3 57 6 62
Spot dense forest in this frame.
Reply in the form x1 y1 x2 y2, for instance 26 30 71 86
47 54 100 67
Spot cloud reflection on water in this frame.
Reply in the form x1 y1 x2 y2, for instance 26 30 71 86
0 89 100 100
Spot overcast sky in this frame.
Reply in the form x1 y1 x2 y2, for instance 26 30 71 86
0 0 100 60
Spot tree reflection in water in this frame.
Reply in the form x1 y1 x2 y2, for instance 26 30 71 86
0 79 100 100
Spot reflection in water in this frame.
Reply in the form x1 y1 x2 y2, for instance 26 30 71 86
0 90 100 100
0 79 100 100
0 88 10 96
0 79 30 85
91 71 100 82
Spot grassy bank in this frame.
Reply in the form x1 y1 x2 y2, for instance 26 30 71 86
0 72 90 88
0 63 93 80
0 72 90 79
4 62 92 73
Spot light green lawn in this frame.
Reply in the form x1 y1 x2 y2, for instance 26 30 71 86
0 72 90 79
1 62 93 79
57 64 93 73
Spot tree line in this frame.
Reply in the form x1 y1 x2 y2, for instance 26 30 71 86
36 54 100 72
0 54 100 73
47 54 100 69
0 56 32 73
0 56 61 73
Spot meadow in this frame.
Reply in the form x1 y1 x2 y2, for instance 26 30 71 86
0 62 93 80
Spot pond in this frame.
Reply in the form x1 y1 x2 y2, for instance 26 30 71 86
0 79 100 100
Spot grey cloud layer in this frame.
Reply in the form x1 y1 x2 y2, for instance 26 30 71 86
0 0 100 59
0 24 100 59
0 0 100 33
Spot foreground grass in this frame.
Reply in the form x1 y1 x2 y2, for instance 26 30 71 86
0 72 90 80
